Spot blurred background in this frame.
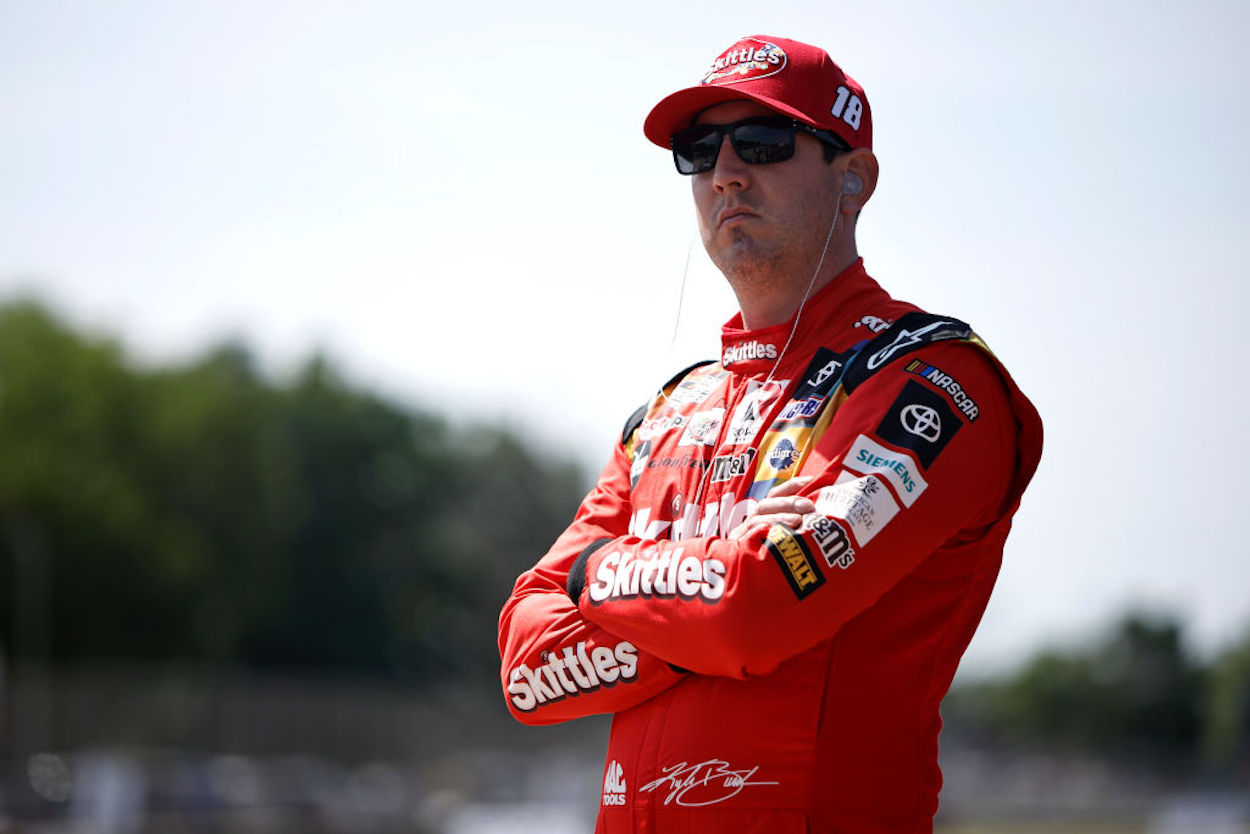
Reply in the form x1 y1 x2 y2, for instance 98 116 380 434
2 0 1248 831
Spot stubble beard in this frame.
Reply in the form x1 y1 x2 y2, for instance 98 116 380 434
706 225 802 302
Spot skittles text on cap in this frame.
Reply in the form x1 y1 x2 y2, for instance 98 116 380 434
644 35 872 152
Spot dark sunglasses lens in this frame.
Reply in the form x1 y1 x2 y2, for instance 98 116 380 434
731 124 795 164
672 126 720 174
670 119 799 174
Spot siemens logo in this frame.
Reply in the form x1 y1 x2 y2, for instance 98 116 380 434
845 434 928 508
856 448 920 494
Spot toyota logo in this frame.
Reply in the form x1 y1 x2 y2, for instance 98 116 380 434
901 405 941 442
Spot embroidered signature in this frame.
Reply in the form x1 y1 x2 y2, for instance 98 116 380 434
638 760 778 807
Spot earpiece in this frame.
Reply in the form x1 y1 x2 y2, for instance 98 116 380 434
842 172 863 196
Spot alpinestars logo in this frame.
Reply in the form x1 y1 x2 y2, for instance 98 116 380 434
866 320 952 370
603 760 627 806
723 340 778 367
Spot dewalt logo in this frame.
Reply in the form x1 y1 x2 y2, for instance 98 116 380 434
765 524 825 600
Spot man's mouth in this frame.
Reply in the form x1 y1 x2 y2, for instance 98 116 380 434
717 206 758 229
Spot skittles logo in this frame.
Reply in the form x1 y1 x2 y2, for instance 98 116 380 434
702 38 787 86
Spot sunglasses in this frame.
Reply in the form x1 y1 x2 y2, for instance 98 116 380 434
670 116 850 175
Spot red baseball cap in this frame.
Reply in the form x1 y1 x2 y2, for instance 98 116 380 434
643 35 872 152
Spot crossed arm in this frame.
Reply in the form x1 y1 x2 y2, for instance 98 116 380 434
498 342 1019 724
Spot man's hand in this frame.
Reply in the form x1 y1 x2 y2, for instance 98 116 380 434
728 476 816 539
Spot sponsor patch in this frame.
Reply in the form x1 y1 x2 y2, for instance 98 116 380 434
508 640 639 713
603 760 627 806
703 38 786 86
668 369 726 406
777 396 824 421
843 313 975 394
767 438 800 472
815 474 901 545
865 319 957 372
766 524 825 599
874 381 962 468
629 496 758 541
725 381 784 445
793 348 855 401
630 439 652 490
801 513 855 569
722 339 779 367
588 547 727 604
628 506 671 540
843 434 928 507
854 315 892 332
710 448 756 483
678 408 724 447
751 425 811 487
646 453 710 473
904 359 980 421
742 349 856 500
638 413 689 440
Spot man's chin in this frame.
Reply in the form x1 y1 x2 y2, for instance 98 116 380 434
712 253 782 292
708 233 763 267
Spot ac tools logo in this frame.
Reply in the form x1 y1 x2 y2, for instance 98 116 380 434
603 760 627 806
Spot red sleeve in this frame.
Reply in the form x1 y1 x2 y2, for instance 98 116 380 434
497 439 688 725
573 341 1038 680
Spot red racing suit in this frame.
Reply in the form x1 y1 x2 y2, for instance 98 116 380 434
498 260 1043 833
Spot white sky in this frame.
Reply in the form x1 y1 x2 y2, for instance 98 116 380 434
3 0 1248 675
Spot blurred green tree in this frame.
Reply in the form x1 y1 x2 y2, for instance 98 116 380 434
0 301 586 688
944 611 1205 767
1203 626 1250 778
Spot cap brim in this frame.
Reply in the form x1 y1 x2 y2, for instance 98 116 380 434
643 84 817 148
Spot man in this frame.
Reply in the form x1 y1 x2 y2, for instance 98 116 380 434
498 34 1042 833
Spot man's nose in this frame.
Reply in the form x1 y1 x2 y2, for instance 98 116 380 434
711 135 750 191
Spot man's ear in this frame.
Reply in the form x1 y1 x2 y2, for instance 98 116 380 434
840 149 878 214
